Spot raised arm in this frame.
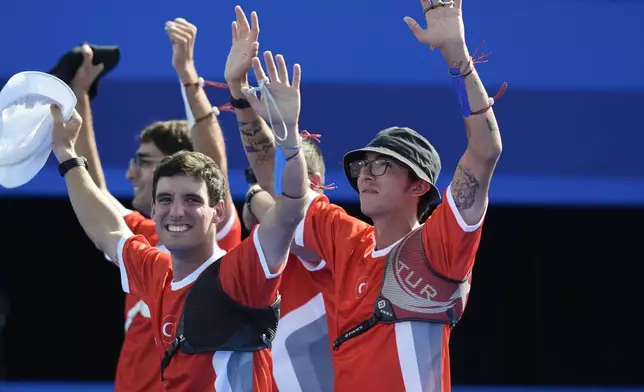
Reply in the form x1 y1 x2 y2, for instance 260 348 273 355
224 6 276 194
239 52 308 273
51 105 133 262
166 18 237 231
69 45 132 216
405 0 502 225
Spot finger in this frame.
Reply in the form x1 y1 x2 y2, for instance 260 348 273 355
291 64 301 91
173 18 197 37
249 11 260 41
90 63 105 80
275 54 289 86
50 104 63 124
232 21 239 44
263 51 279 83
454 0 462 9
420 0 431 9
240 85 260 105
251 57 268 82
80 44 94 67
173 17 196 31
70 108 83 127
235 6 251 36
403 17 425 40
168 26 190 45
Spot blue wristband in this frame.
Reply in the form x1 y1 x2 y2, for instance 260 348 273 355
449 67 471 117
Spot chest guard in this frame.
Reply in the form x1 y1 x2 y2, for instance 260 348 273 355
160 258 281 380
333 227 472 349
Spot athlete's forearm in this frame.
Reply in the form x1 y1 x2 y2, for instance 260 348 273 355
73 92 107 189
180 68 229 178
73 92 130 216
57 150 130 256
444 45 502 162
230 82 276 195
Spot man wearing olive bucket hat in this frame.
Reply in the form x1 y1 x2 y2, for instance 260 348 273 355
241 0 506 390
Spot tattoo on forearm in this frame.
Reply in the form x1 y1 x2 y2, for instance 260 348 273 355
452 164 479 210
486 117 498 133
238 120 273 162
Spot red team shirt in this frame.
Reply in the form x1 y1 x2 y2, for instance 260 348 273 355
270 253 335 392
114 223 279 391
294 185 484 392
115 210 242 392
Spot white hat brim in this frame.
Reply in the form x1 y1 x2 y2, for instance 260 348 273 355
0 71 75 188
0 131 53 188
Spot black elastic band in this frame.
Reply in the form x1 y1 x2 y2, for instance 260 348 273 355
230 96 252 109
195 111 214 124
160 335 184 381
333 313 379 350
285 149 300 161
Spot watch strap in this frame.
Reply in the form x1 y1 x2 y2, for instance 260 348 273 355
58 156 88 177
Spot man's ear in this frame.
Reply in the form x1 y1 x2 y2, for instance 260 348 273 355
409 179 431 198
212 200 226 226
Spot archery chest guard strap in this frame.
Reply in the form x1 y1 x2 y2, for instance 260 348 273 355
160 258 280 380
333 227 472 350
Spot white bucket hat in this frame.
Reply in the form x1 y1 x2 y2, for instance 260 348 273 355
0 71 76 188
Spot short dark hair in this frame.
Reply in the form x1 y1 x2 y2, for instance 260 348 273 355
152 151 225 207
138 120 193 156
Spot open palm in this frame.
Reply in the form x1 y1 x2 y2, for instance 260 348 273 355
224 6 259 84
404 0 465 50
242 51 301 128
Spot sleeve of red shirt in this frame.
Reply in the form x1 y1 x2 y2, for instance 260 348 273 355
218 226 283 308
115 234 171 304
216 210 242 252
422 184 487 280
123 210 159 246
293 189 370 273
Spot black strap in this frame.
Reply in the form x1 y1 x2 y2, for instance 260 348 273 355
230 96 252 109
160 334 185 381
332 313 379 350
58 156 88 177
333 296 398 350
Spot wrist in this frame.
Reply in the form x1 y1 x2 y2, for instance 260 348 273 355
54 148 78 163
176 64 198 85
228 81 246 100
441 43 470 70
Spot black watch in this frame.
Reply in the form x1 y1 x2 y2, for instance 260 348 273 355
230 96 251 109
58 156 88 177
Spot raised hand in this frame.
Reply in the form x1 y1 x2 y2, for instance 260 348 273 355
225 6 260 86
241 51 301 130
403 0 466 54
165 18 197 79
51 105 83 161
70 45 104 95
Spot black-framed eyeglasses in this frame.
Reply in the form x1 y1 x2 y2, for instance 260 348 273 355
129 155 164 169
348 158 395 178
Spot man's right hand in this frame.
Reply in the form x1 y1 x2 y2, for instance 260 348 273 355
224 6 260 97
166 18 199 84
51 105 83 162
70 45 104 98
